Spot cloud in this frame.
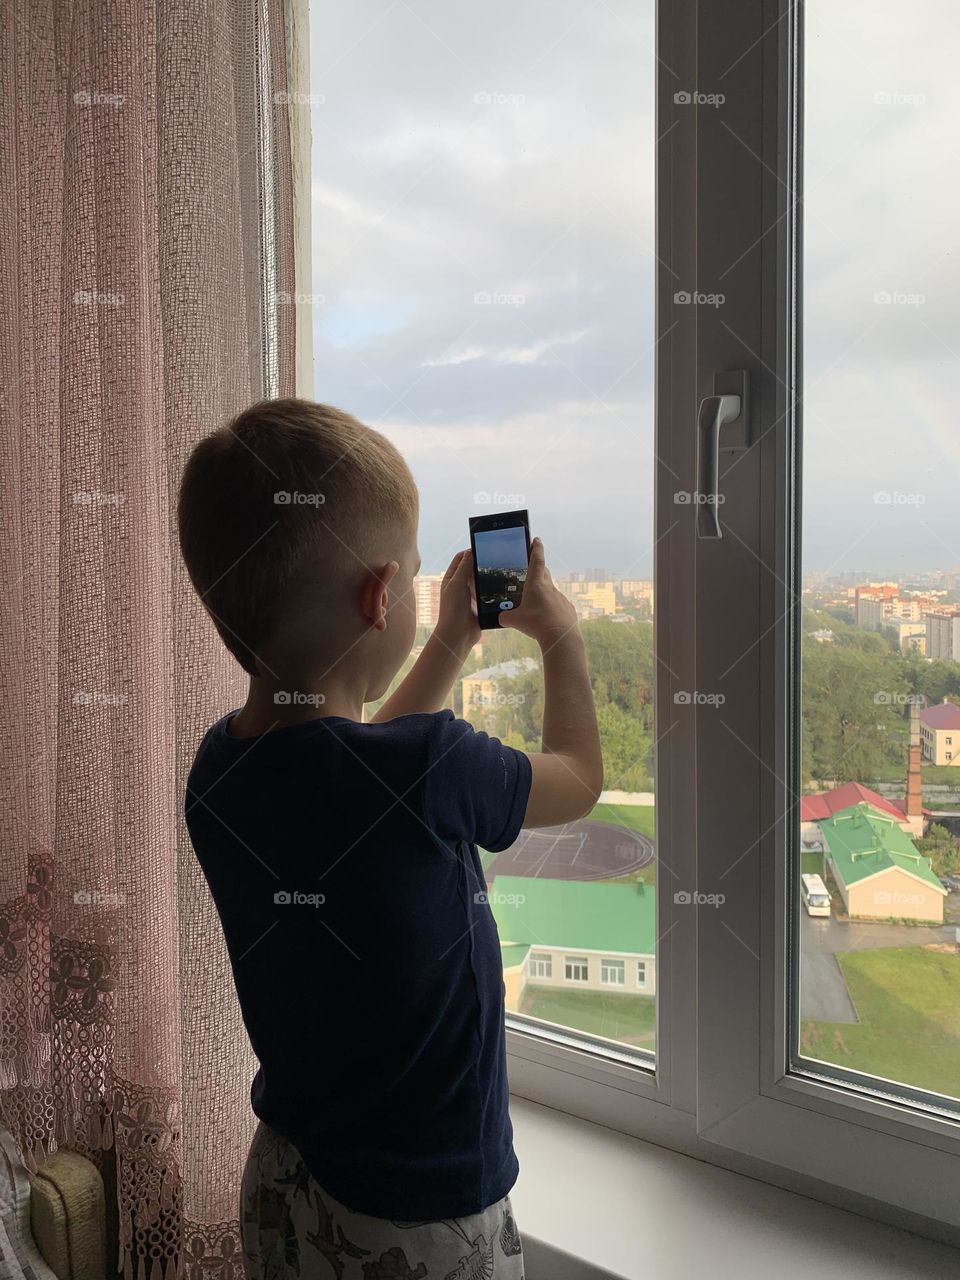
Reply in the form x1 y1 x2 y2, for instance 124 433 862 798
420 327 590 368
308 0 960 573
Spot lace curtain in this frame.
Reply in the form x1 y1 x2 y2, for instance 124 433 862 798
0 1 297 1276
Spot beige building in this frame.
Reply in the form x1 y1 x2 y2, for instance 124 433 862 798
490 877 657 1011
559 581 618 618
461 657 538 718
884 619 927 653
820 804 946 924
919 700 960 766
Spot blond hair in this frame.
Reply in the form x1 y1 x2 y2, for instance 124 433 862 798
178 398 418 674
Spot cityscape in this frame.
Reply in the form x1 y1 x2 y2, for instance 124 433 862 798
403 566 960 1096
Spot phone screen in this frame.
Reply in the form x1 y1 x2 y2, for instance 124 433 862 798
470 513 530 627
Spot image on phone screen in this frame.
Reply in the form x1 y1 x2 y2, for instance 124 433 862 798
470 513 530 627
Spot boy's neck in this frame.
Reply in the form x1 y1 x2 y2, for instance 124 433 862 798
228 675 364 737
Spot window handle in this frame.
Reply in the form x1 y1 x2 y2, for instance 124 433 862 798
696 370 751 539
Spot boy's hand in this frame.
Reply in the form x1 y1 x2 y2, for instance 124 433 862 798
498 537 579 648
434 549 481 650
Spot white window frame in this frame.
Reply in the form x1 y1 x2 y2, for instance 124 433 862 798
690 0 960 1244
505 0 694 1152
636 961 647 989
300 0 960 1247
505 0 960 1246
600 959 626 987
564 956 590 984
529 952 552 980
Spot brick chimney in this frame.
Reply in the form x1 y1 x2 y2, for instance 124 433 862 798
905 698 924 837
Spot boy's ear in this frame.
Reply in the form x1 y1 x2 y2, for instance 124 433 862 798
359 560 400 631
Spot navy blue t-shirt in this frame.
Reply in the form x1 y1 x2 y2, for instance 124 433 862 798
184 708 532 1220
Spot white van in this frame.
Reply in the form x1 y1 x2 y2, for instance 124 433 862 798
801 872 831 918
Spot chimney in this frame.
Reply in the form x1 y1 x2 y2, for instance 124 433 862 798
906 699 923 821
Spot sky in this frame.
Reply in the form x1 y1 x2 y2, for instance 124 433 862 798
308 0 960 578
473 525 529 572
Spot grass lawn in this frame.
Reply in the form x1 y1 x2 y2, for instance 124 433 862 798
520 986 655 1049
801 946 960 1097
586 802 656 839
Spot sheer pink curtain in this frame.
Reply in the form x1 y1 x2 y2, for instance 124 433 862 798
0 1 296 1276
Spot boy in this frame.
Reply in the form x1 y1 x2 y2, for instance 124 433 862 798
178 398 603 1279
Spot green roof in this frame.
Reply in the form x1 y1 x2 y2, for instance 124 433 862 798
500 943 531 969
820 803 945 893
489 876 655 955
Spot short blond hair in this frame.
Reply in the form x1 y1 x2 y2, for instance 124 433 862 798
177 398 418 674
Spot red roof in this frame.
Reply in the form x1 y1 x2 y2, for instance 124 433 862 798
800 782 908 824
920 702 960 731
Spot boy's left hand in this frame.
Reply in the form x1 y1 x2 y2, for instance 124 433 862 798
435 549 481 650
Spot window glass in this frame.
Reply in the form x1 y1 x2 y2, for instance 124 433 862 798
797 0 960 1106
310 0 657 1057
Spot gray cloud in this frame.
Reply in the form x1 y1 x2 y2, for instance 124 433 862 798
308 0 959 575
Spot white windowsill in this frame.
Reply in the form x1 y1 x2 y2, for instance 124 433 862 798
509 1097 960 1280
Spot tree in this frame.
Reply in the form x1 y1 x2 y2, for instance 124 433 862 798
595 697 652 791
917 824 960 877
801 632 907 785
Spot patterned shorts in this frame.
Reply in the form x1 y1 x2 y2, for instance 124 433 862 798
240 1120 525 1280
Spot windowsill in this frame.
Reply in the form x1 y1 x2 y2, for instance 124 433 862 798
509 1097 960 1279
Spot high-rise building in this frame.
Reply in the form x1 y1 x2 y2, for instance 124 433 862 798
413 575 443 629
925 610 960 662
854 582 899 630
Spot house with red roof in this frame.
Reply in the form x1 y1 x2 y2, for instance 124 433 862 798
920 699 960 767
799 781 909 827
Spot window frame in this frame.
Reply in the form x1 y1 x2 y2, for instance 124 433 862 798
690 0 960 1241
564 956 590 984
600 958 626 987
299 0 960 1246
505 0 960 1244
504 0 698 1138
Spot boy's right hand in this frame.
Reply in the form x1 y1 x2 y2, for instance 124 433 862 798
497 537 579 647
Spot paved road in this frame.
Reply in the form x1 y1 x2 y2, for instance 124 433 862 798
800 913 953 1022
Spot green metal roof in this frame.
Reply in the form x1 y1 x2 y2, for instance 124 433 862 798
820 803 945 892
500 943 531 969
489 876 655 955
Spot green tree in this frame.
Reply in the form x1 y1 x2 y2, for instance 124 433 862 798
595 697 652 791
917 824 960 877
801 633 906 785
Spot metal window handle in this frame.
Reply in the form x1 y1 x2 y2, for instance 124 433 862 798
697 394 740 538
696 370 751 539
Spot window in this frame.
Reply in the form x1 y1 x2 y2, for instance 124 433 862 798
600 958 625 986
309 0 657 1060
302 0 960 1245
692 0 960 1238
794 0 959 1109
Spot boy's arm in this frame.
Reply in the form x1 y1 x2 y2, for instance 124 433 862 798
369 550 479 722
498 538 604 826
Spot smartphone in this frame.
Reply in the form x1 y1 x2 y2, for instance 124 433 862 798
468 509 531 630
